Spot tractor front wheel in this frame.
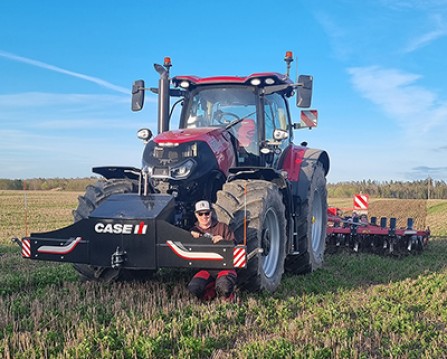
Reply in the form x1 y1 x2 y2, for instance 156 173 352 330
214 180 286 292
72 179 152 282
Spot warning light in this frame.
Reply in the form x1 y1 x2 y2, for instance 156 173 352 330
284 51 294 77
164 57 172 67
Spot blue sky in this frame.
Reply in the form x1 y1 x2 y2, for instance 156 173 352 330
1 0 447 183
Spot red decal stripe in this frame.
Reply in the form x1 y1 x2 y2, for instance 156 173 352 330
300 110 317 127
37 237 82 255
166 240 224 261
22 239 31 258
353 194 369 210
233 247 247 268
137 221 146 235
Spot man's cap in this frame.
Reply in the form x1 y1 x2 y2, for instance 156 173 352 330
195 200 211 212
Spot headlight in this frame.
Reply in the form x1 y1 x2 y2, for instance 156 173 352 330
170 159 196 179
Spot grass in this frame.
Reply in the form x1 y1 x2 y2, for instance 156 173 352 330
1 191 447 358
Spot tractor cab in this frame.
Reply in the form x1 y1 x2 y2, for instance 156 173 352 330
173 76 292 167
131 53 318 204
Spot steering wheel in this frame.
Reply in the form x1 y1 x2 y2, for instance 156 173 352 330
214 110 240 125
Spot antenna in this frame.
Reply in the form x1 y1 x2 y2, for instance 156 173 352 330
295 54 298 82
23 180 29 237
244 183 247 246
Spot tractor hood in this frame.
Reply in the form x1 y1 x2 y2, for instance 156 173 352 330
154 127 224 144
142 127 236 177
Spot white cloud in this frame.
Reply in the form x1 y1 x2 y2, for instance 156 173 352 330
347 66 447 134
346 65 447 181
403 14 447 53
0 92 158 129
314 12 351 61
379 0 447 10
0 92 129 107
0 50 129 94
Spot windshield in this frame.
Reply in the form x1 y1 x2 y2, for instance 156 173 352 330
182 87 258 129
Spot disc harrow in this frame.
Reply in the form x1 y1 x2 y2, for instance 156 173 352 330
326 211 430 256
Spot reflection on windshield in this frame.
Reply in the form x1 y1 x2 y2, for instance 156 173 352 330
184 87 257 129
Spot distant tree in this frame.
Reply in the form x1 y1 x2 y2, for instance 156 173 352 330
327 180 447 199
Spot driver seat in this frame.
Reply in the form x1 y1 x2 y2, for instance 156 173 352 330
236 119 257 164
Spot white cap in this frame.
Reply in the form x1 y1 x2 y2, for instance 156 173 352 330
195 200 211 212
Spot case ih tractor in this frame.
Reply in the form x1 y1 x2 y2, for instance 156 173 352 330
18 52 330 292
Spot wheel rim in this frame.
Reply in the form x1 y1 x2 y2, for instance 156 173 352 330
262 207 280 278
311 189 324 253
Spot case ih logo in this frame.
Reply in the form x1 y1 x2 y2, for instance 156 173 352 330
94 221 148 235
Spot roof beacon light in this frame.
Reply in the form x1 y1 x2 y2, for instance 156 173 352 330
284 51 294 77
250 78 261 86
164 57 172 68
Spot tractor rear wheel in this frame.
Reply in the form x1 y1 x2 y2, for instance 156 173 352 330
72 178 151 282
285 162 327 274
214 180 286 292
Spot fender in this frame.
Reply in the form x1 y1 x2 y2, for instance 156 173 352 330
278 145 329 200
92 166 141 180
296 148 329 202
278 145 330 254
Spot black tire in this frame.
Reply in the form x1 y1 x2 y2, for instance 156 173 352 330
214 180 287 292
72 179 151 282
285 162 327 274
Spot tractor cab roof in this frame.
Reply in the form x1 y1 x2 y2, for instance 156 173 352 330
172 72 293 88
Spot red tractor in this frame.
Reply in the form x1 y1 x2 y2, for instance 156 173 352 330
18 52 330 292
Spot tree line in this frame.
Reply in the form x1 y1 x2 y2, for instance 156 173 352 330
0 178 446 199
0 178 97 192
327 179 447 199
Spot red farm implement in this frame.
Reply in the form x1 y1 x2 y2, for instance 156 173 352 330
326 196 430 256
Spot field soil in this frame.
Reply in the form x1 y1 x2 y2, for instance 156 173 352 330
1 191 447 358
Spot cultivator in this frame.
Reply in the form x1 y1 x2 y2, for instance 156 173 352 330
326 209 430 256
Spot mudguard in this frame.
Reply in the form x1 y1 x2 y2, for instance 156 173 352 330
279 145 329 199
93 166 141 180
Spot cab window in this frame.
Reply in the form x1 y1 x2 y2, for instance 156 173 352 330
264 93 288 141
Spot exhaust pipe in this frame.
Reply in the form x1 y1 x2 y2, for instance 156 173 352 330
154 57 172 134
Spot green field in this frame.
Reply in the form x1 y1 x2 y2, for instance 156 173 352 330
1 191 447 358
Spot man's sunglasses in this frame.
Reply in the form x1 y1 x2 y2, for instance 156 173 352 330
197 211 211 216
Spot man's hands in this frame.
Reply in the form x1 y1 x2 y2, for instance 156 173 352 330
190 231 224 244
210 234 223 244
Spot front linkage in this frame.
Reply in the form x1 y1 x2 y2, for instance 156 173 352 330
14 193 248 273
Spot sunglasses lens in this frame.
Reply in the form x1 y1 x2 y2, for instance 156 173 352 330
198 211 210 216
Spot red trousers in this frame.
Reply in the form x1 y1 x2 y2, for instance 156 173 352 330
188 269 237 300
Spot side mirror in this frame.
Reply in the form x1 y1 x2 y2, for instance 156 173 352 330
296 75 313 108
132 80 145 112
293 110 318 130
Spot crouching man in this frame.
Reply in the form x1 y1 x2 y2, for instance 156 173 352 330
188 200 237 301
